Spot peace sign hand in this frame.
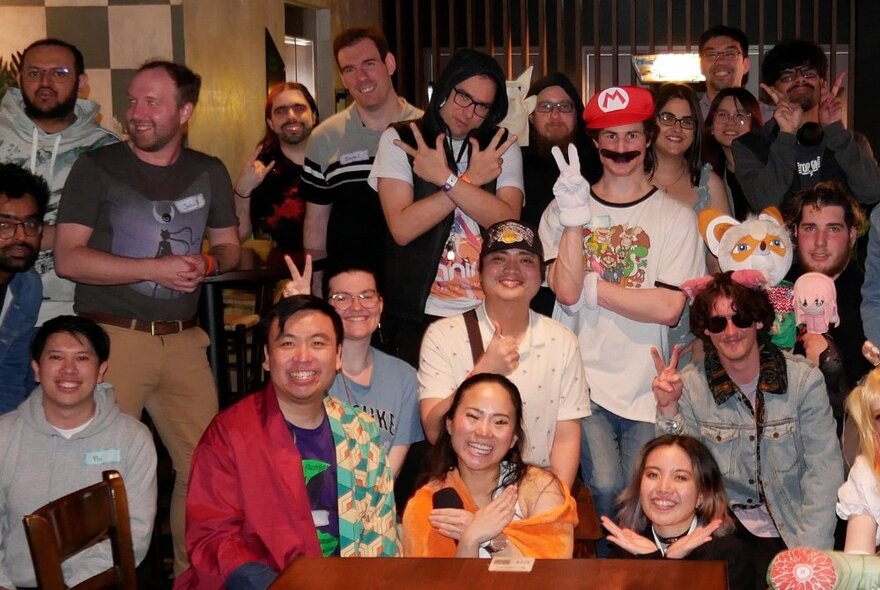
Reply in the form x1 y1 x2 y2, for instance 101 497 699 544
551 143 592 228
760 83 803 135
392 122 453 187
465 128 517 186
651 345 683 417
819 72 847 127
282 254 312 298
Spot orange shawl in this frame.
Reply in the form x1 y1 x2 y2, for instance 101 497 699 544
401 467 577 558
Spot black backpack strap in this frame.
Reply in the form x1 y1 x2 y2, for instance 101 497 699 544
463 309 484 365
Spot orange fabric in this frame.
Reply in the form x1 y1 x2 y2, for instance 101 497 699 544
402 467 577 558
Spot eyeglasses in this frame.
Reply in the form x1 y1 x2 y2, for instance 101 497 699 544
657 111 696 130
451 87 491 119
22 67 73 82
701 49 742 62
535 101 575 114
778 66 819 84
0 217 43 239
706 313 754 334
328 290 380 310
713 111 752 127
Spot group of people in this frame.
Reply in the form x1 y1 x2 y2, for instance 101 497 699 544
0 18 879 590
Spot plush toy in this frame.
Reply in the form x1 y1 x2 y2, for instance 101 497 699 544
499 66 537 147
699 206 797 349
793 272 840 334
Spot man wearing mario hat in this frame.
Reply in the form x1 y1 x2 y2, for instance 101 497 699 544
538 86 706 551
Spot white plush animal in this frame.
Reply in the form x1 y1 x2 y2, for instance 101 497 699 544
499 66 537 147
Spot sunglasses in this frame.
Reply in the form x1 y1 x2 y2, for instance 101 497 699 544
706 314 754 334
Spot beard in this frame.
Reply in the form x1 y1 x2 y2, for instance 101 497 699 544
0 243 39 274
21 85 78 121
534 129 576 158
787 84 818 112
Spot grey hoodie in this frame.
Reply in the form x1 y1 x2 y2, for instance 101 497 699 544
0 88 119 323
0 383 156 587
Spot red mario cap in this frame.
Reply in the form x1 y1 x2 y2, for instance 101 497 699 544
583 86 654 129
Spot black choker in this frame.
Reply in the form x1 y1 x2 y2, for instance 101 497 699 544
653 528 687 545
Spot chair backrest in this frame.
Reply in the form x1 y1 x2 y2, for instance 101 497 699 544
22 470 138 590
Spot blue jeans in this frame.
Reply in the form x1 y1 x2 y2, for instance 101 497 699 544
580 402 656 534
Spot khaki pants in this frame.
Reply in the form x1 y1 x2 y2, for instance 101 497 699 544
100 324 218 575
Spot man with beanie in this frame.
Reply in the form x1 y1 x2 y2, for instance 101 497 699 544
539 86 705 544
419 219 588 489
522 73 601 317
370 49 524 367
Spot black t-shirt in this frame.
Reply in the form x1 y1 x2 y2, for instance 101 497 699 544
249 148 306 251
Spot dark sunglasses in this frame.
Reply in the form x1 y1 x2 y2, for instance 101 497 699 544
706 314 754 334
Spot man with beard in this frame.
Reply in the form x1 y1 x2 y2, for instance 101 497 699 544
521 74 601 316
697 26 751 118
0 163 48 414
0 39 118 327
733 38 880 210
539 86 705 552
53 61 240 574
234 82 317 251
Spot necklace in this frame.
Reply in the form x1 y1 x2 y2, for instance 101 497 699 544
651 516 698 556
657 165 687 192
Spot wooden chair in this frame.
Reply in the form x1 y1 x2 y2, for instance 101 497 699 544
22 470 138 590
571 479 603 558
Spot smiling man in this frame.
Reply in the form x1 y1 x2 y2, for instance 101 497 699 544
0 38 119 328
0 315 156 589
302 27 421 289
418 219 588 490
697 26 751 117
0 164 48 414
179 295 398 590
652 271 842 588
53 60 240 574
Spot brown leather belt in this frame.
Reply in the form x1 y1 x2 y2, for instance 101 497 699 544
79 311 199 336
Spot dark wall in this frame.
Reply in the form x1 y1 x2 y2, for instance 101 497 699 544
854 2 880 151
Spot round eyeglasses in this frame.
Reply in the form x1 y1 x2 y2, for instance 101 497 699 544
328 290 380 310
713 111 752 127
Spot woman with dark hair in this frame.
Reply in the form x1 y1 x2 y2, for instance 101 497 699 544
369 49 524 366
650 83 729 217
234 82 319 249
401 373 576 558
702 88 764 221
602 434 753 590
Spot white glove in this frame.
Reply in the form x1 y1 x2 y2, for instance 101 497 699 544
551 144 592 228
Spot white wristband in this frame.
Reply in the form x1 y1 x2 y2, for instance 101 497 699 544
442 173 459 192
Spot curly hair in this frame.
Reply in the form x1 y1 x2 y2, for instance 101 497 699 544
783 180 867 237
616 434 734 535
689 271 775 346
761 38 828 86
426 373 527 490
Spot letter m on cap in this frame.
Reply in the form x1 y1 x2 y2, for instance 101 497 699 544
599 87 630 112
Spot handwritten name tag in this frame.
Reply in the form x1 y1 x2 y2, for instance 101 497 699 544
176 194 206 213
85 449 122 466
488 556 535 572
340 150 369 166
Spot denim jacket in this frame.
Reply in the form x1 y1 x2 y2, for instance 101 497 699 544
862 205 880 347
657 349 843 549
0 269 41 414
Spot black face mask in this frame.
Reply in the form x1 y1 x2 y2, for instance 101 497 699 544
796 122 824 146
599 148 641 163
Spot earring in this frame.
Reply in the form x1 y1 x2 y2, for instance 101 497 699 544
439 99 446 108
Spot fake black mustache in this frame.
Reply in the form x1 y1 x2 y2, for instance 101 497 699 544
599 149 641 163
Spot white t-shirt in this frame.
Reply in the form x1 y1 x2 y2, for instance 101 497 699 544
837 454 880 548
418 303 589 467
539 188 706 422
369 127 524 317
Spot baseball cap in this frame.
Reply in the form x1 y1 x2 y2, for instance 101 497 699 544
583 86 654 129
480 220 544 260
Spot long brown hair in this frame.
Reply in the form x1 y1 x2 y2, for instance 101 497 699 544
259 82 319 154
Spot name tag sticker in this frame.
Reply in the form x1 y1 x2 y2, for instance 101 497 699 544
311 509 330 527
176 194 206 213
488 556 535 572
340 150 369 166
85 448 122 466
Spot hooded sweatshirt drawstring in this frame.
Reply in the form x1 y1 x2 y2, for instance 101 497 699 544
28 126 62 185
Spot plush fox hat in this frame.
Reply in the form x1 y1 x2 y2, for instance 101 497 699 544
698 206 793 286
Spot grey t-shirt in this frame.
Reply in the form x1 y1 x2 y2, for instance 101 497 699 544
58 143 237 321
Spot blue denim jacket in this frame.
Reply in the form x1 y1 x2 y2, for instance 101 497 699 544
657 351 843 549
862 206 880 346
0 269 41 414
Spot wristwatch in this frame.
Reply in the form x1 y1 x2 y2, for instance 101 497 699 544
486 533 508 554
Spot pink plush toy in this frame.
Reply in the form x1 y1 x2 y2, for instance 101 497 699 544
793 272 840 334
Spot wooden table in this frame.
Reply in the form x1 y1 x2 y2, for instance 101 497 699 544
270 557 728 589
199 248 294 406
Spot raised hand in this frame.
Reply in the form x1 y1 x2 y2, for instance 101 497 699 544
473 321 520 376
651 345 683 416
665 519 722 559
282 254 312 298
234 145 275 198
392 122 453 187
601 516 659 555
551 144 591 228
819 72 847 127
761 83 803 135
863 340 880 367
465 128 517 186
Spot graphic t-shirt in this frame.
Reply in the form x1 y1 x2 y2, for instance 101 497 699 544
249 148 306 251
796 142 823 190
288 414 340 556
